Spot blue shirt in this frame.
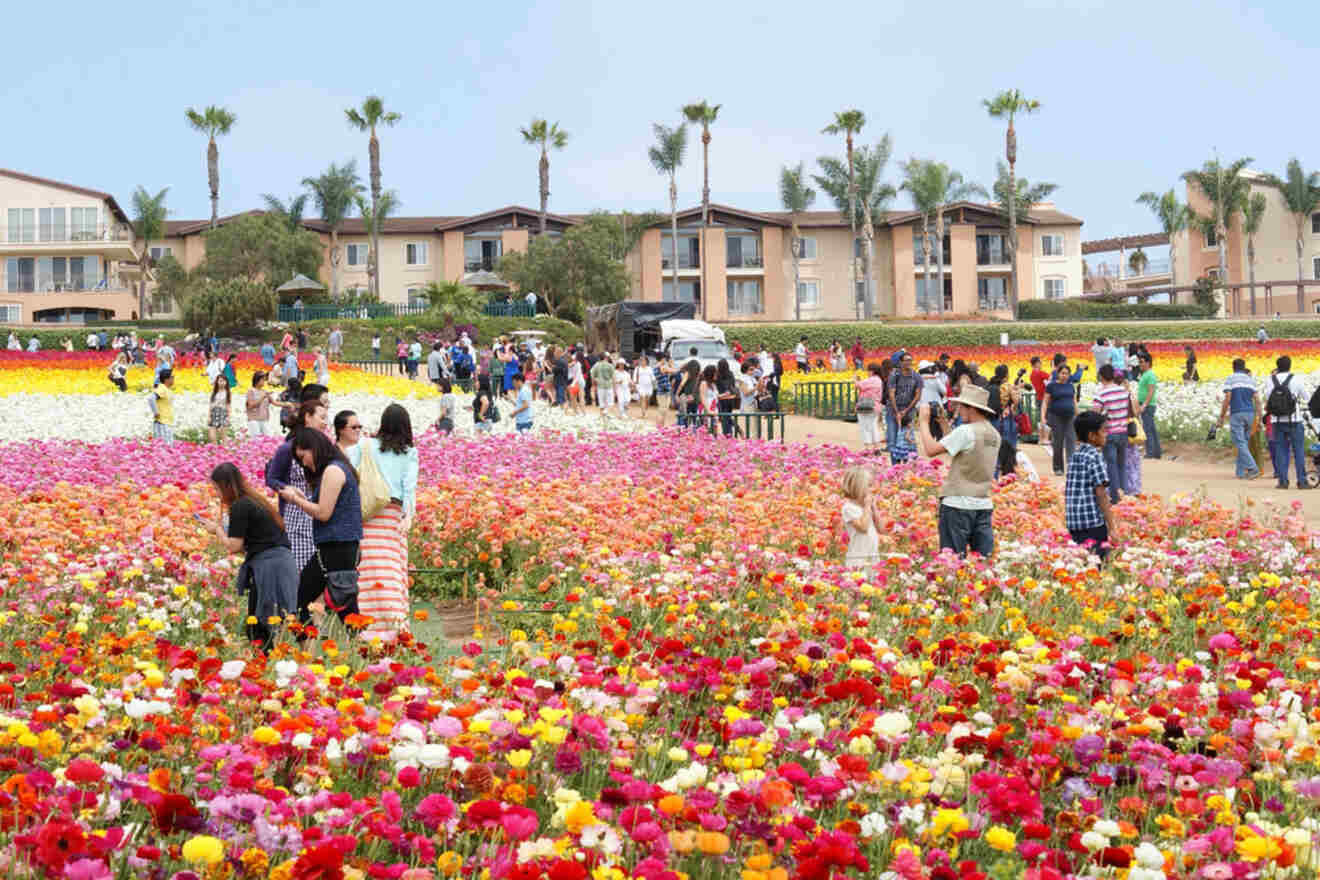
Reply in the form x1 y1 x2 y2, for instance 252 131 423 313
284 353 299 378
1109 347 1126 371
1065 443 1108 531
515 385 533 426
345 438 420 516
311 459 362 544
260 343 276 366
1044 380 1076 416
1223 372 1257 414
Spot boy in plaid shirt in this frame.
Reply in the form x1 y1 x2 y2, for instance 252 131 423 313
1065 410 1118 560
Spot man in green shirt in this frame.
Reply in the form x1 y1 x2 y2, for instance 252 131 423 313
590 354 616 411
1135 352 1160 459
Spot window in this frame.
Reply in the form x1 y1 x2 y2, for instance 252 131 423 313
7 208 35 243
6 258 35 292
150 292 172 315
1314 256 1320 281
1040 234 1064 257
1206 267 1221 281
346 243 370 266
662 280 700 303
726 279 763 315
405 242 428 266
797 281 820 307
1204 228 1217 249
70 207 97 240
793 237 818 260
0 304 20 323
1042 277 1066 300
977 277 1008 311
976 233 1009 265
149 246 173 261
915 278 952 312
38 207 66 242
726 233 762 268
36 256 100 291
407 287 428 308
464 238 502 271
913 230 951 266
1313 213 1320 234
661 234 700 269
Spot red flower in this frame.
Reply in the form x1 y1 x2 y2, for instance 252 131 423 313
292 842 345 880
64 760 104 785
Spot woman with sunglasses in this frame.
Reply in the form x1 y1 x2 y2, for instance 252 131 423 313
333 409 362 454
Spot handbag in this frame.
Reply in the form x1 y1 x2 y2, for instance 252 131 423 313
855 397 875 413
357 441 391 520
1016 412 1032 435
323 568 360 613
1126 419 1139 439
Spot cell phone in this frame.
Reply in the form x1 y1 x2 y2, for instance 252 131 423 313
193 513 206 523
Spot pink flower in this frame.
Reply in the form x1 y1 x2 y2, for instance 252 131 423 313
1207 632 1238 652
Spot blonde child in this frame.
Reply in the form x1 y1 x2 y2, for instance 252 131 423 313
840 466 881 567
613 359 632 418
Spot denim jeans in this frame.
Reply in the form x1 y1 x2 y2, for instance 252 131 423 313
1046 410 1075 474
1140 404 1161 459
1102 433 1128 503
1272 421 1307 486
554 380 567 405
937 504 994 558
884 408 898 453
1229 411 1258 478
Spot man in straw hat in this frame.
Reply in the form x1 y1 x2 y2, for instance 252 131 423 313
917 383 1000 558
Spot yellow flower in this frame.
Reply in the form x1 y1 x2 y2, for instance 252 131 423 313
507 749 532 769
984 826 1016 852
564 801 597 834
181 835 226 865
436 852 463 877
251 726 281 745
1237 833 1281 862
931 807 969 837
240 848 269 874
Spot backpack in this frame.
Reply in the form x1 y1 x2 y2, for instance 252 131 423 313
1266 374 1297 419
1310 385 1320 420
487 398 501 423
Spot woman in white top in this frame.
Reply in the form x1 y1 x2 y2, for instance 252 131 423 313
313 347 331 387
698 365 719 419
613 360 632 418
633 355 655 419
566 357 585 415
345 403 419 644
839 466 881 568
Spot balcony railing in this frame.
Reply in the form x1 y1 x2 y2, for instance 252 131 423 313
1089 259 1171 279
2 276 133 294
661 254 699 269
727 254 764 269
465 259 498 272
2 225 134 244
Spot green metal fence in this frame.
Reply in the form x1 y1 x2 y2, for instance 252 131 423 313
687 412 787 442
276 302 536 322
792 381 858 421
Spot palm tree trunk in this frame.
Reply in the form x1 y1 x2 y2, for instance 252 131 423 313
669 178 680 308
861 199 875 319
330 227 341 300
1007 163 1019 318
1216 215 1228 318
369 130 382 299
1297 228 1306 313
935 209 946 315
701 131 710 323
922 217 933 312
539 149 549 235
792 221 801 322
1248 239 1257 315
846 137 858 320
207 138 219 229
1168 236 1177 297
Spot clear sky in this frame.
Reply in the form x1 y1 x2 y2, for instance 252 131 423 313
7 0 1315 244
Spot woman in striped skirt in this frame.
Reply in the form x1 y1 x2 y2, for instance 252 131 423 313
345 403 419 644
264 400 328 571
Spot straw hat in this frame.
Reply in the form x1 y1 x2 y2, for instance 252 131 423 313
948 384 996 415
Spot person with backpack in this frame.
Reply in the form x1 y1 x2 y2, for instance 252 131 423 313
1265 355 1309 490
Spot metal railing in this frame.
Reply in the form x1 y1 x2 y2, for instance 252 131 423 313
465 259 499 272
727 254 764 268
661 254 699 270
1089 259 1172 279
793 381 858 420
684 411 786 441
277 303 432 322
1 276 133 294
2 225 134 244
481 302 536 317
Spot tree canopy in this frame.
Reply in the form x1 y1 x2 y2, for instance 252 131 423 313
197 213 324 286
497 224 631 320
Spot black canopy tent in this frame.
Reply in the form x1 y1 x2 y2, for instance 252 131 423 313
585 301 695 359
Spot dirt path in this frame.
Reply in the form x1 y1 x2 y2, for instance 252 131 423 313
781 414 1320 528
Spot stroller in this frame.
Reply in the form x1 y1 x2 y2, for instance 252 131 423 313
1304 411 1320 488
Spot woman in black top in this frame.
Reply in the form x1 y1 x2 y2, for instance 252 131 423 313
201 462 299 652
675 361 701 429
715 359 739 436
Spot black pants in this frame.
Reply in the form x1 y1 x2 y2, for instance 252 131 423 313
246 587 275 653
1069 524 1110 561
110 377 127 392
297 540 360 625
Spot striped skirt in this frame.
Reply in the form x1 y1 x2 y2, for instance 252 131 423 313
358 502 410 643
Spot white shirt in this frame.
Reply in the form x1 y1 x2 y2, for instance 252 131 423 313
758 351 773 375
841 501 879 566
1268 372 1308 424
205 358 225 382
939 424 995 510
920 373 948 406
794 343 807 363
525 292 537 306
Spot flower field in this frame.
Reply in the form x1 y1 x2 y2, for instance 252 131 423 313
5 353 1320 879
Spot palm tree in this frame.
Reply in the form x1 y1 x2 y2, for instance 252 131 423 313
822 110 867 317
1135 189 1191 295
1183 156 1253 316
647 123 688 312
815 140 897 318
261 193 308 232
354 190 400 298
779 162 816 322
131 186 169 318
682 102 720 324
901 160 940 313
930 164 987 314
1128 248 1149 277
302 160 364 300
345 96 402 298
983 90 1040 317
519 119 569 235
1241 192 1267 315
184 106 237 230
1267 158 1320 312
991 162 1056 309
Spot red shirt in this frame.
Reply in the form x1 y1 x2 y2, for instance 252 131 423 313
849 342 865 362
1030 368 1049 400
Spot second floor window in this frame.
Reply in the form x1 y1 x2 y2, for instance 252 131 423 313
1312 212 1320 234
976 233 1008 265
1204 227 1218 248
662 235 700 269
38 208 66 242
913 230 951 265
7 209 35 243
346 243 369 266
727 234 762 268
149 246 173 261
464 238 502 271
793 237 818 260
405 242 428 266
71 207 98 240
1041 234 1065 257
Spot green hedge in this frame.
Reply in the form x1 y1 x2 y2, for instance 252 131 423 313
285 315 582 359
1017 300 1215 320
722 318 1320 351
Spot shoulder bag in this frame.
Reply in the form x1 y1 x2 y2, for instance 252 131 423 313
358 441 391 520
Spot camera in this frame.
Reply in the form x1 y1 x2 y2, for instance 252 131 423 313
1206 426 1218 441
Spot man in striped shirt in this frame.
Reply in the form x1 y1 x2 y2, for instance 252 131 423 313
1090 364 1131 503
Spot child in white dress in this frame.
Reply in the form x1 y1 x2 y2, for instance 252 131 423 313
634 355 655 419
613 360 632 418
840 466 880 568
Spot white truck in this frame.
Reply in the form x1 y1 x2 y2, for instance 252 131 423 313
660 319 740 374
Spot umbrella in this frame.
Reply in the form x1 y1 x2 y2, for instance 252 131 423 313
276 274 326 294
461 270 510 290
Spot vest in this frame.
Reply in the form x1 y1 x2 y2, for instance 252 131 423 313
939 419 1000 500
312 460 363 544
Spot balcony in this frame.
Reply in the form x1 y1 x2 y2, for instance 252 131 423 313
465 259 497 272
661 253 700 270
2 224 138 260
2 275 135 294
726 253 763 269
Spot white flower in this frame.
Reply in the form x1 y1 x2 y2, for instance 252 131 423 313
873 711 912 740
859 812 889 838
417 744 450 769
291 732 312 749
1134 842 1165 869
1080 830 1108 851
218 660 246 681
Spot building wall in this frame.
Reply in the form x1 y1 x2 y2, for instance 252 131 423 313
703 228 728 322
950 224 975 313
638 230 662 301
1030 224 1081 302
789 227 861 321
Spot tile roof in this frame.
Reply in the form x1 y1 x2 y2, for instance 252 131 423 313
0 168 132 225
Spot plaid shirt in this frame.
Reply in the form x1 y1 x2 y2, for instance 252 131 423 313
1065 443 1108 531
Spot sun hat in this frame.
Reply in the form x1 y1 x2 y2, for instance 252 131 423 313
917 359 935 371
948 384 996 415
